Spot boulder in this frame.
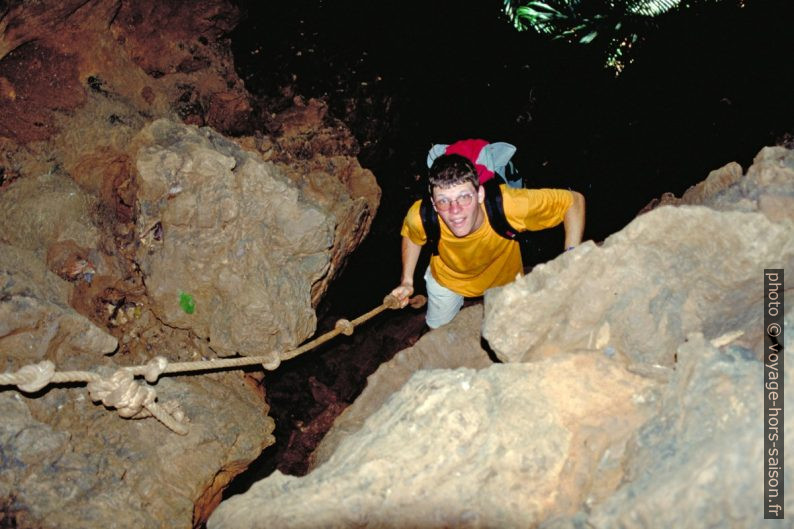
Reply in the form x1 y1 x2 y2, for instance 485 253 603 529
541 329 793 529
483 148 794 366
209 355 655 529
483 206 792 366
133 119 373 356
310 305 493 468
0 243 275 529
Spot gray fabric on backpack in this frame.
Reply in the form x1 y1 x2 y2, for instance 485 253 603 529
426 141 521 188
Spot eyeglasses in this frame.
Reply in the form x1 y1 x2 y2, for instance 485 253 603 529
433 192 475 212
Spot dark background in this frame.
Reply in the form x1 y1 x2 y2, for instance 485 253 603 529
229 0 793 312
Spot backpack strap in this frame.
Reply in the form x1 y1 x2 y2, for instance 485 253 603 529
419 195 441 256
482 180 521 241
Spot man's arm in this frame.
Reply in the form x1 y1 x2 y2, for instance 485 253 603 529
563 191 586 250
390 235 422 307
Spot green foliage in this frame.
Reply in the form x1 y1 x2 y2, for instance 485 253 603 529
502 0 723 74
179 291 196 314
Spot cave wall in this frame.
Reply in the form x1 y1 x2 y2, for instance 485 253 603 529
0 1 381 527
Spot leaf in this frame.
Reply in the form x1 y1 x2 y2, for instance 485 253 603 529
526 1 563 15
179 291 196 314
579 30 599 43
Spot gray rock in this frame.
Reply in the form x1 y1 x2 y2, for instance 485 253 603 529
0 244 117 369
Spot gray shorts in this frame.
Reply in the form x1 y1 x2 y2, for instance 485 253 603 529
424 266 464 328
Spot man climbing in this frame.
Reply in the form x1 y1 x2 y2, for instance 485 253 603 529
390 149 585 328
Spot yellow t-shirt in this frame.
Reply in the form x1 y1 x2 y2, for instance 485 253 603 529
401 185 573 297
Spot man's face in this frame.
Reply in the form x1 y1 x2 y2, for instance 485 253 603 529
432 181 486 238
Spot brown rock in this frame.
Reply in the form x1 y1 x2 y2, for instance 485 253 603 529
132 119 379 356
206 91 252 135
69 146 137 222
110 0 238 78
0 242 275 529
0 40 85 142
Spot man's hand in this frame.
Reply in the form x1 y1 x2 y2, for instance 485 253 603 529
390 282 414 308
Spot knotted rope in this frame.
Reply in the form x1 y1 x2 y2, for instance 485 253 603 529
0 294 425 435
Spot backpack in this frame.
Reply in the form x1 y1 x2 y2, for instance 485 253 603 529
420 139 526 256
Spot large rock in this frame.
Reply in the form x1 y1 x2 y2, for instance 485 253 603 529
0 244 118 369
267 97 381 305
209 355 655 529
0 170 102 258
482 147 794 366
482 206 792 366
0 244 274 529
541 330 793 529
134 119 373 356
310 305 493 468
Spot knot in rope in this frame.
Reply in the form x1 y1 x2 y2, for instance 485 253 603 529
335 318 354 336
144 356 169 383
87 369 155 419
15 360 56 393
261 351 281 371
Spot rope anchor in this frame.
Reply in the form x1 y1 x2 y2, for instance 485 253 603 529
0 294 426 435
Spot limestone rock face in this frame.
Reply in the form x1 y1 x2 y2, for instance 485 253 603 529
0 2 380 528
134 119 339 356
267 98 381 305
209 355 655 529
311 305 493 468
483 206 792 366
0 244 274 529
541 331 793 529
482 149 794 366
0 244 118 369
0 242 274 529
